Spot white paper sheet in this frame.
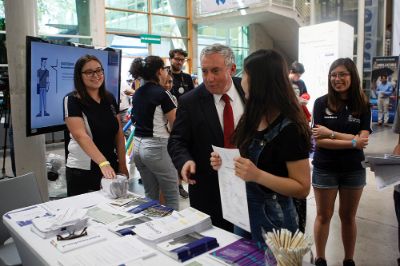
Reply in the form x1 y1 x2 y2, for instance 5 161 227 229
134 207 211 243
4 205 51 227
366 155 400 190
212 146 250 232
58 235 155 266
44 191 108 212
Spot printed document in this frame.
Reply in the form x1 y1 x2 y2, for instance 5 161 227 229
366 154 400 190
4 205 51 227
212 146 250 232
58 235 155 266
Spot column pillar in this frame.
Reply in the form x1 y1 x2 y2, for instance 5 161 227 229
90 0 106 47
356 0 365 78
4 0 48 200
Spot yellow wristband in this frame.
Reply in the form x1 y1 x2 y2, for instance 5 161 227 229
99 161 110 168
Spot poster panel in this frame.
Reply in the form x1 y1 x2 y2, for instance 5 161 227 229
370 56 399 123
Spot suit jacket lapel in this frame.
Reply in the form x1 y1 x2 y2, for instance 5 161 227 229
232 77 246 104
199 85 224 146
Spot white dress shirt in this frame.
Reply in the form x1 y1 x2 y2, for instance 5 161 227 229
213 79 244 132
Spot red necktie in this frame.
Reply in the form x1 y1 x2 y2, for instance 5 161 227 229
222 94 234 148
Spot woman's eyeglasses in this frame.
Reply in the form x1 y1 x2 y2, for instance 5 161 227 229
82 68 104 78
330 72 350 79
56 227 87 241
163 66 171 71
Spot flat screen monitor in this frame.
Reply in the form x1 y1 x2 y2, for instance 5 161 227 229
26 36 121 136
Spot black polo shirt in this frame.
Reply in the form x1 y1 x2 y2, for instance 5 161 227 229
312 95 371 172
64 92 119 169
171 72 194 99
131 82 176 138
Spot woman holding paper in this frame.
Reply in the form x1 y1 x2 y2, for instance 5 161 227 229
311 58 370 266
64 55 128 196
210 49 311 242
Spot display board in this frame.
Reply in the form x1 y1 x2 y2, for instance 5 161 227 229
298 21 354 116
26 36 121 136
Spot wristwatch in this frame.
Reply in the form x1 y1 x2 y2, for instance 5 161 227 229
330 131 335 139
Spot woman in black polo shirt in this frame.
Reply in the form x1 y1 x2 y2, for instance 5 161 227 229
311 58 371 266
64 55 128 196
130 56 179 210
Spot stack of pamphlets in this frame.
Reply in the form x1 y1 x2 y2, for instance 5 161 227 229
86 204 128 225
4 205 52 227
366 154 400 190
31 208 88 239
209 238 267 266
156 232 219 262
134 207 212 243
118 196 160 214
142 204 174 217
107 214 152 236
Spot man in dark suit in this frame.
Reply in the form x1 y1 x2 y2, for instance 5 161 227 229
168 44 245 232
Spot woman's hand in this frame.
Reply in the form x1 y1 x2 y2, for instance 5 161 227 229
354 135 369 150
234 156 260 182
101 165 116 179
210 152 222 171
312 125 332 139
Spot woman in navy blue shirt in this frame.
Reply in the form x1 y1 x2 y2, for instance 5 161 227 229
312 58 370 266
130 56 179 210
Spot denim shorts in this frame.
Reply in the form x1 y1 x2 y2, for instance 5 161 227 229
312 166 366 189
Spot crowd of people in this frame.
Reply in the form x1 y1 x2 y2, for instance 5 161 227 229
62 44 400 266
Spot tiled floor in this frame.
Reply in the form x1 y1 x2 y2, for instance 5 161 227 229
1 124 398 265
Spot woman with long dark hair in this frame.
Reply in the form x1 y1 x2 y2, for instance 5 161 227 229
312 58 370 266
211 49 311 242
130 56 179 210
64 55 128 196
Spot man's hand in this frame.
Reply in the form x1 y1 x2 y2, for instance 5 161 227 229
210 152 222 171
181 160 196 185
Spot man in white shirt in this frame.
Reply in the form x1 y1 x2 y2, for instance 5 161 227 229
168 44 245 232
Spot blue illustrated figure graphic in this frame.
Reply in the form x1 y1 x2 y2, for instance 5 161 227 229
37 57 50 117
216 0 226 5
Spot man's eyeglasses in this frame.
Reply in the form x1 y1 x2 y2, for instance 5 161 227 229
166 80 173 84
56 227 87 241
330 72 350 79
173 57 186 62
82 68 104 78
